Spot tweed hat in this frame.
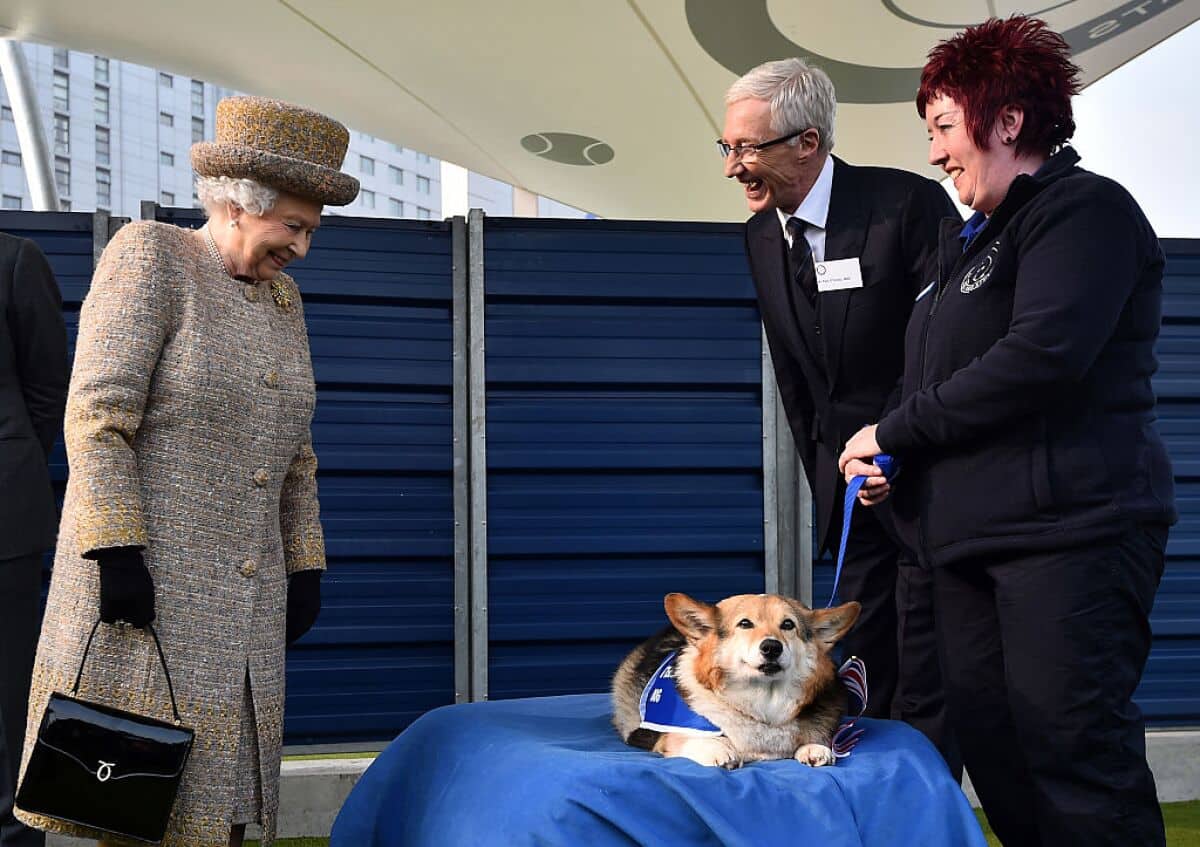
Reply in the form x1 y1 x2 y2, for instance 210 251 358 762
191 96 359 206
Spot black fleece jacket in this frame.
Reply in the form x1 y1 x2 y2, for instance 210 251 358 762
877 147 1176 566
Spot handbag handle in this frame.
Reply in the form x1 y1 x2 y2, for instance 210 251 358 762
72 620 184 725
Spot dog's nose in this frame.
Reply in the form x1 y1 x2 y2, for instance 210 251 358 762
760 639 783 660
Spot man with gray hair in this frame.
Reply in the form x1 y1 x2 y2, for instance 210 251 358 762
720 58 959 774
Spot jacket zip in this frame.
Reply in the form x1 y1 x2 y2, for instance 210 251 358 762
914 219 986 556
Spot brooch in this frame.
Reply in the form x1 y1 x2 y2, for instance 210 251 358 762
270 279 294 310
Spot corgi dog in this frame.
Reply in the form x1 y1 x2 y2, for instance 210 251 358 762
612 592 860 769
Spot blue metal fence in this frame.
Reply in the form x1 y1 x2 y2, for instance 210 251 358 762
1142 238 1200 725
9 210 1198 742
481 218 766 699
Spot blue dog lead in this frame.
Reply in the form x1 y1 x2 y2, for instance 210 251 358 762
828 454 899 608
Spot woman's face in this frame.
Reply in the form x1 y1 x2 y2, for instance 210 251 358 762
925 93 1012 215
228 192 322 281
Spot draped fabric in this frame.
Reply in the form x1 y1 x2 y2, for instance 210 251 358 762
331 693 986 847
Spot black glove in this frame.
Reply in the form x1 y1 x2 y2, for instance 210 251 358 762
286 570 322 645
91 546 155 628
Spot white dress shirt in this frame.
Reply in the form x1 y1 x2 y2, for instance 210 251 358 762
777 153 834 263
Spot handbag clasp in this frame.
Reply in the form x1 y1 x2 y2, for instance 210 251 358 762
96 761 114 782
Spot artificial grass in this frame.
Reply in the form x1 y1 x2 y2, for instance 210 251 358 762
250 801 1200 847
975 801 1200 846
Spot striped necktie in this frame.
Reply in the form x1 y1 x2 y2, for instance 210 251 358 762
786 217 816 303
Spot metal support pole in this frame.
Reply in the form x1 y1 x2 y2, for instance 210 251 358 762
0 40 60 211
466 208 489 701
790 397 813 606
761 330 810 604
762 330 781 595
451 215 471 703
91 209 110 269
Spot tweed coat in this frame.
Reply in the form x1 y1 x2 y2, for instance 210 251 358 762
16 220 325 847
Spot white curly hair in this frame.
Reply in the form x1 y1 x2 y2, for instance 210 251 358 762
195 175 279 217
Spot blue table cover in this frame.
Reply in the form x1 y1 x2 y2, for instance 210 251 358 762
331 693 986 847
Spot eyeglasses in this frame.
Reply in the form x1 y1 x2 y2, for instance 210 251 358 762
716 128 809 160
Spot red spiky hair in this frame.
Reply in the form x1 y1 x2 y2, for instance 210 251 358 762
916 16 1081 156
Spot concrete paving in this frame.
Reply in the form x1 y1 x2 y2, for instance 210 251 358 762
45 728 1199 843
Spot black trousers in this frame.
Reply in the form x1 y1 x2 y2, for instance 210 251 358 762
0 553 44 847
833 499 961 779
932 523 1167 847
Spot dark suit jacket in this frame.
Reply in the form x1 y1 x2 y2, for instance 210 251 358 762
745 157 956 553
0 231 68 560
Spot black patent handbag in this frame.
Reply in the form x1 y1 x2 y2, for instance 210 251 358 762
16 619 194 844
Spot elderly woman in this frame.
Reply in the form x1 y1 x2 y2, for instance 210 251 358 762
838 17 1175 847
15 97 358 847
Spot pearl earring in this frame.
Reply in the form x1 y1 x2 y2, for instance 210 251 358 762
229 220 238 228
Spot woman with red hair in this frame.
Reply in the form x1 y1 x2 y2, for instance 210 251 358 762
839 16 1174 846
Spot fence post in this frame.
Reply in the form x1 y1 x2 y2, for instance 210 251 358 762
761 335 810 604
466 208 489 702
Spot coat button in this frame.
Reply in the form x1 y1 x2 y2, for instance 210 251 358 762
263 370 279 388
244 284 259 302
239 559 257 578
253 468 269 487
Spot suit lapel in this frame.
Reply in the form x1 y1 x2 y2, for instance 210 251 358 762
820 159 868 395
751 214 823 370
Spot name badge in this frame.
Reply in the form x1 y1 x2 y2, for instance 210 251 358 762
815 257 864 292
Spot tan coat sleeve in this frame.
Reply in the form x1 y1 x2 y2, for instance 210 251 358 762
280 435 325 574
65 222 176 555
279 276 325 575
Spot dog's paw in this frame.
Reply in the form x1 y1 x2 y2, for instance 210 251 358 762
794 744 835 767
676 736 742 769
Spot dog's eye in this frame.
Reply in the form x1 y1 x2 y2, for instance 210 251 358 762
737 618 754 629
781 619 796 631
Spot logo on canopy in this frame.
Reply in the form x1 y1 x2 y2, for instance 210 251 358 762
521 133 615 166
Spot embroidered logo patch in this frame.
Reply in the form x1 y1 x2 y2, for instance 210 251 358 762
961 242 1000 294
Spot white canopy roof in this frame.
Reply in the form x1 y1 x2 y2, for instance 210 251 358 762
2 1 1195 220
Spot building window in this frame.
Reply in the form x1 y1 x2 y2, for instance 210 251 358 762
96 168 111 208
159 151 175 166
53 114 69 155
361 132 374 144
417 152 431 163
53 72 69 113
1 106 12 122
416 175 430 194
191 80 204 115
94 56 109 84
417 207 432 220
54 157 70 197
2 150 21 167
2 195 21 210
192 117 204 143
388 198 403 216
391 142 403 153
159 72 173 88
94 85 109 124
359 155 375 176
389 165 403 185
161 191 175 206
159 111 174 127
360 189 375 209
60 200 71 211
53 48 69 69
95 126 110 165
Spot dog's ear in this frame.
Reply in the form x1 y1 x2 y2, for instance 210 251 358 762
664 593 717 643
809 601 861 649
